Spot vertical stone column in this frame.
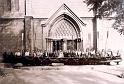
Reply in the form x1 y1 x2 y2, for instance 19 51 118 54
81 40 84 51
77 42 79 51
50 41 52 52
77 40 79 50
24 16 34 54
80 32 84 51
41 24 46 51
26 0 32 16
48 39 53 52
49 40 51 52
46 38 48 51
63 39 67 51
77 38 81 51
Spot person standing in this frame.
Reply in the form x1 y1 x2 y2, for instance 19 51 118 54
33 50 37 57
25 50 30 57
43 50 48 58
58 50 64 58
15 49 21 57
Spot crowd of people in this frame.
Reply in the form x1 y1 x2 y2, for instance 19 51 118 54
2 48 122 66
4 48 121 58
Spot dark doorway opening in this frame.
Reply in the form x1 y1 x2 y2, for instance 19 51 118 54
53 40 62 51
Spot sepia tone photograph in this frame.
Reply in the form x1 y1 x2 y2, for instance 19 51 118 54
0 0 124 84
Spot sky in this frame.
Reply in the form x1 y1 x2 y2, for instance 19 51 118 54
26 0 93 18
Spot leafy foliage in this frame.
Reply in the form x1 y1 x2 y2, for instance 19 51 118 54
84 0 124 34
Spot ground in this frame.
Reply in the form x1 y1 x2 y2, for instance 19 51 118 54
0 64 124 84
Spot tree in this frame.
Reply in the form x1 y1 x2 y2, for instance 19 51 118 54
84 0 124 34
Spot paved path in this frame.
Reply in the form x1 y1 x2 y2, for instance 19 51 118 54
15 65 124 84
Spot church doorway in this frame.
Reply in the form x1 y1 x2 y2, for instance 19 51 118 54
47 14 81 52
52 39 78 52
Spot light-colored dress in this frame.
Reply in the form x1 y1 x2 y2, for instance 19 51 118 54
58 51 64 58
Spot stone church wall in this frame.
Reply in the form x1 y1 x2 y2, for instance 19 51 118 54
0 17 48 56
80 17 94 51
33 18 48 50
0 18 24 55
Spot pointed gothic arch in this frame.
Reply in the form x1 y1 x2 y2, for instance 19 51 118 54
48 14 81 39
46 14 82 52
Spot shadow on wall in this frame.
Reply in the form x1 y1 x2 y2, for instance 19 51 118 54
0 19 23 57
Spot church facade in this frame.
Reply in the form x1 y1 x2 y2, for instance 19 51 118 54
0 0 124 54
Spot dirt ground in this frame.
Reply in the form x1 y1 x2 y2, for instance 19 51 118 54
0 65 124 84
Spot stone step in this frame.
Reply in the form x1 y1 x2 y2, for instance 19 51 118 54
52 63 64 66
